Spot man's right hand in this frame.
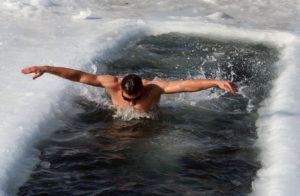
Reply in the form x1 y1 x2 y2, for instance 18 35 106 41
21 66 47 80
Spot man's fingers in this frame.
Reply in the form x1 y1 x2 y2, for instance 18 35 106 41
21 66 45 79
217 81 239 95
225 84 235 95
231 83 239 92
21 68 30 74
21 66 37 74
32 72 42 80
223 82 239 95
32 74 39 80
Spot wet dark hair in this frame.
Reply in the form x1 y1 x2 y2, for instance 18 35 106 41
121 74 143 95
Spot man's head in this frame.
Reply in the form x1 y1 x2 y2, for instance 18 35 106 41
121 74 143 106
121 74 143 95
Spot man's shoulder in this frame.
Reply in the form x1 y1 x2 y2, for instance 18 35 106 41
142 79 158 88
97 75 120 89
142 79 151 85
145 79 169 88
143 80 165 94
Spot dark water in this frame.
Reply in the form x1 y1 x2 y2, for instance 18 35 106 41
18 33 278 196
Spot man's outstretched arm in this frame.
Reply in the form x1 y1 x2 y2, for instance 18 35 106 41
21 65 117 88
150 79 238 95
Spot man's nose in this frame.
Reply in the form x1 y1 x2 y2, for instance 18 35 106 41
129 101 136 106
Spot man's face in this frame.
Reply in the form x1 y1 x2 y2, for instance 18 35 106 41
122 91 142 106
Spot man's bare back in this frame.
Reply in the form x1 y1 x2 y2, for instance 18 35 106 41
21 65 238 112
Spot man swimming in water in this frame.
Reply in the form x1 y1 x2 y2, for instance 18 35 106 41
22 66 238 112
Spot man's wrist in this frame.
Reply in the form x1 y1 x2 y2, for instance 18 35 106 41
42 65 50 73
214 80 221 87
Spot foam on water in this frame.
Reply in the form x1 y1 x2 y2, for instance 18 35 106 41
110 106 158 121
1 0 300 195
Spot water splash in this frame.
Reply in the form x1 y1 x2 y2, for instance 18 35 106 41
110 105 159 121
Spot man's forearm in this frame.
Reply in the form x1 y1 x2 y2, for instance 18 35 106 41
164 79 219 93
22 65 105 87
190 79 220 91
157 78 238 95
182 79 237 95
43 66 86 82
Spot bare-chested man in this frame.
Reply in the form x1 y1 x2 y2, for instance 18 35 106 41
21 66 238 112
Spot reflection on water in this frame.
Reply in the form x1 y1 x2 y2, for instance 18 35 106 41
18 33 278 196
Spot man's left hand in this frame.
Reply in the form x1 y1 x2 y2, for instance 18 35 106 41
217 81 239 95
